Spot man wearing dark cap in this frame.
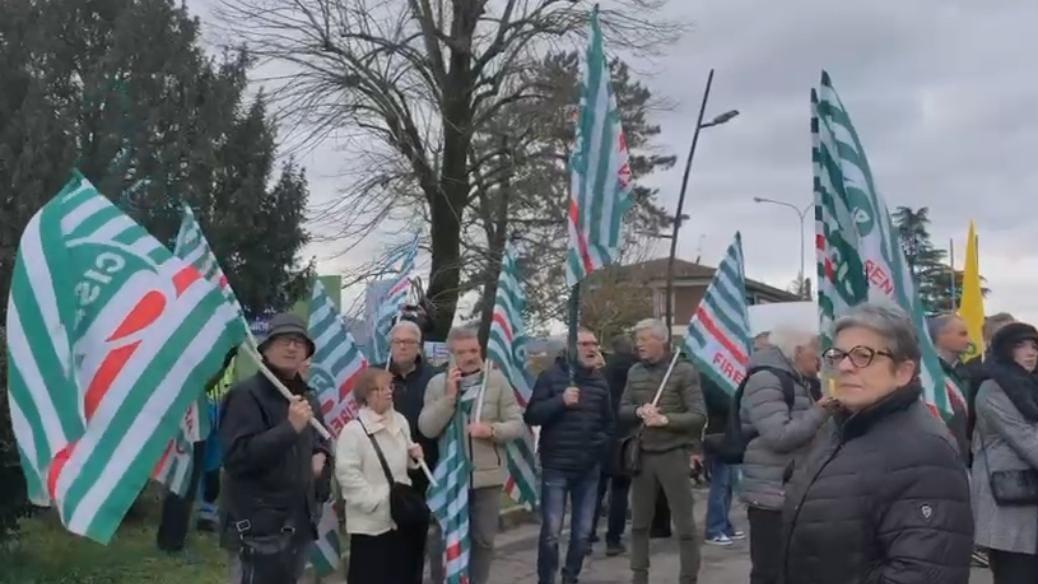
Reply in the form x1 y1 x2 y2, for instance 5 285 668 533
219 313 333 584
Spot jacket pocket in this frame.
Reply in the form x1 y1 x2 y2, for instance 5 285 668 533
248 504 290 536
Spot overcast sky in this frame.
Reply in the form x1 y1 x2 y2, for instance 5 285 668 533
187 0 1038 325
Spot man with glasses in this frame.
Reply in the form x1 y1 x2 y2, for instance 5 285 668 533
219 313 332 584
525 329 614 584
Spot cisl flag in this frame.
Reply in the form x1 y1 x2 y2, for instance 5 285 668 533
5 172 246 543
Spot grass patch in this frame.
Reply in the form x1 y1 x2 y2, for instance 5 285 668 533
0 487 228 584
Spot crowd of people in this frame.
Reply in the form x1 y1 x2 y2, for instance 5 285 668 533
188 301 1038 584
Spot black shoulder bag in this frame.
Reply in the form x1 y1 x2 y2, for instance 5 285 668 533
358 419 430 527
979 429 1038 506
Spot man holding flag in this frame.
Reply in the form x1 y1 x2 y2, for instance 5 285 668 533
420 326 523 584
219 313 332 584
525 328 614 584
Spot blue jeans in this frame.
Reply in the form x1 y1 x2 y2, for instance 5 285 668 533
705 455 735 539
538 465 601 584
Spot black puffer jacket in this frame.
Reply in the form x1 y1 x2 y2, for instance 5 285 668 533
525 358 614 475
782 385 973 584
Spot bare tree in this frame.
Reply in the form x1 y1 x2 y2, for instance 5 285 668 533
216 0 682 339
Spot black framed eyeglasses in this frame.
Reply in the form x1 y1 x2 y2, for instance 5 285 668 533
822 346 895 369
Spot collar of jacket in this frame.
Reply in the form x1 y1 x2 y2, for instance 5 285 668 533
388 354 425 380
554 355 598 378
836 383 922 440
640 353 673 370
357 406 401 435
258 362 310 396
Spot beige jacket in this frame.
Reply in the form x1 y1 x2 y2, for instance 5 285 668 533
335 407 416 536
418 368 523 489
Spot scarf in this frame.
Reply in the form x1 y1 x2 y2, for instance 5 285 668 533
984 360 1038 423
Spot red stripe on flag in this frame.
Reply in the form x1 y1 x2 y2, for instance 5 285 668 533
339 367 366 401
173 266 202 297
446 541 463 561
695 307 748 366
218 273 229 289
388 276 409 297
815 233 825 250
47 443 75 501
85 342 141 420
321 400 334 415
106 291 166 341
567 200 594 274
491 312 514 344
152 440 175 476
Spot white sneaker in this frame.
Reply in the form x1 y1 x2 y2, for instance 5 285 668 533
705 534 734 546
728 530 747 541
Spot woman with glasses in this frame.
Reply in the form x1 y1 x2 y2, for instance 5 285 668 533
782 303 973 584
971 322 1038 583
336 368 427 583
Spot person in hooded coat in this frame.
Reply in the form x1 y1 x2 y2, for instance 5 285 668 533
971 322 1038 583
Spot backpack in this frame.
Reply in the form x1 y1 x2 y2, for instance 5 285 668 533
704 366 797 464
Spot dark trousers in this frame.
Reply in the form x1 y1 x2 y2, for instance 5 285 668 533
748 507 783 584
156 441 206 552
590 471 631 546
348 526 425 584
989 549 1038 584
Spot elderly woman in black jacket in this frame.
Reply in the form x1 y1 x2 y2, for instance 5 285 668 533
782 303 974 584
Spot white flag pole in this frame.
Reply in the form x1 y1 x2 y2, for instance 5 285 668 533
473 358 491 422
650 351 682 408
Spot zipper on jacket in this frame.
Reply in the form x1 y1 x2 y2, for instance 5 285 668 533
782 440 844 580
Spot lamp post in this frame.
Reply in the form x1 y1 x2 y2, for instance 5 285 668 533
664 68 739 339
753 196 813 298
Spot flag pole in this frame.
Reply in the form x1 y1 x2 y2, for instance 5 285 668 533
949 238 957 312
474 358 491 422
567 284 580 385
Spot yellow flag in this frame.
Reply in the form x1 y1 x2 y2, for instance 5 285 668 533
958 221 985 362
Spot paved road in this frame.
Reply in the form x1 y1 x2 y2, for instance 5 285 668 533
487 485 994 584
322 484 994 583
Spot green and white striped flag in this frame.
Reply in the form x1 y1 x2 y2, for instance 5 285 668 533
486 243 539 508
309 501 341 577
566 6 633 286
5 173 247 543
152 204 245 496
813 71 963 418
683 233 752 395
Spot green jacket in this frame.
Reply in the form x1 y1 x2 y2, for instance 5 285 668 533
619 355 706 453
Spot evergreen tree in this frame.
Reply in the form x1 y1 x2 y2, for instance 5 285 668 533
892 206 987 313
0 0 311 538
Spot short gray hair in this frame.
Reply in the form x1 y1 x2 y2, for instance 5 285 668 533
767 325 818 361
633 318 668 341
446 325 479 347
833 303 920 364
926 313 959 341
390 320 422 341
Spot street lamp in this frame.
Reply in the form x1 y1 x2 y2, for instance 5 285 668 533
664 69 739 339
753 196 813 299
